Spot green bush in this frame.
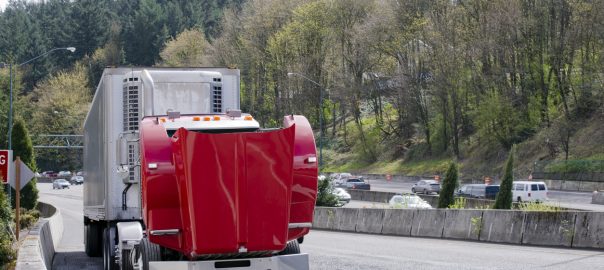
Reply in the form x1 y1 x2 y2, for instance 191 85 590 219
0 190 15 267
315 177 339 207
19 208 40 229
438 161 458 208
448 197 466 209
517 201 562 212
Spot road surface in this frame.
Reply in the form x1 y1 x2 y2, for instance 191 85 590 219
363 178 604 211
38 183 603 270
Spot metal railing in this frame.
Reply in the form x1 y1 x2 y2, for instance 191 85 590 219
33 134 83 149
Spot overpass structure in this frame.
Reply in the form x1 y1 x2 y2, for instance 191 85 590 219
32 134 83 149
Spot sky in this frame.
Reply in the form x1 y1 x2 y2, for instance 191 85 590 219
0 0 7 11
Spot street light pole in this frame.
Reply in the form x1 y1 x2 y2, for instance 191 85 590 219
4 47 76 150
287 72 324 170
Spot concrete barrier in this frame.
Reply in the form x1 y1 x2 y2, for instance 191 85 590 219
355 209 384 234
312 207 335 230
480 210 525 244
411 209 446 238
521 211 576 247
313 207 604 249
592 192 604 205
16 201 62 270
443 210 483 240
381 209 415 236
572 212 604 249
333 208 359 232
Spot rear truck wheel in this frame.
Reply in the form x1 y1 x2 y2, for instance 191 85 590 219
85 221 103 257
104 227 118 270
278 240 300 255
139 238 161 270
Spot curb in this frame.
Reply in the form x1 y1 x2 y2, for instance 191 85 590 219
16 201 62 270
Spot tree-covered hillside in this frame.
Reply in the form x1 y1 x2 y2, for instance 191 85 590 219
0 0 602 176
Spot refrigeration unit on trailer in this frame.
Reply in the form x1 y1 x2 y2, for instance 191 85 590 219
83 67 318 270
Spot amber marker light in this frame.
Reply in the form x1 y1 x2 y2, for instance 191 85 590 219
203 116 211 121
213 116 221 121
193 116 201 121
244 115 253 121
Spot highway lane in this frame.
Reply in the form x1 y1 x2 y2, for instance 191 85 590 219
360 178 604 211
38 183 102 270
303 230 603 270
37 182 603 270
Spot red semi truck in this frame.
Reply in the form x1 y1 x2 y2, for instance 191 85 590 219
83 68 318 270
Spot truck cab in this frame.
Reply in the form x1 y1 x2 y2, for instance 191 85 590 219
83 68 317 270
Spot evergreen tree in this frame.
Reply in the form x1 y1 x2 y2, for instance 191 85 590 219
494 146 515 209
69 0 110 59
124 0 168 65
10 119 39 210
438 161 458 208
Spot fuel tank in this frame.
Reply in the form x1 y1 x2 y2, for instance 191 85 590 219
139 115 317 258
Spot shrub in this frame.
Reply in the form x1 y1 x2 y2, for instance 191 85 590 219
315 176 339 207
448 197 466 209
19 208 40 229
438 161 458 208
0 190 15 267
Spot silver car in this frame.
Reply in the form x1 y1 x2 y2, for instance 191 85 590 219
52 179 71 189
411 180 441 194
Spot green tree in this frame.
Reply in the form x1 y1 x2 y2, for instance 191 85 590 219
438 161 458 208
10 119 38 210
124 0 168 65
493 146 515 209
315 177 339 207
160 29 210 67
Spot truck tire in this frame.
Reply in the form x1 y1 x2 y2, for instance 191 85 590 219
103 227 118 270
139 238 161 270
278 240 300 255
85 222 102 257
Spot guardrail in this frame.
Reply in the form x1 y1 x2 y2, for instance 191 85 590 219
313 207 604 249
16 201 62 270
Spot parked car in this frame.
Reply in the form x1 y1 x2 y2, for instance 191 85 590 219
58 171 72 177
332 188 351 205
411 180 441 194
456 184 500 199
76 171 84 176
389 194 432 209
70 176 84 185
344 178 371 190
52 179 71 189
512 181 548 202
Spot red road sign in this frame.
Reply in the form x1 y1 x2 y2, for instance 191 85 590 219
0 150 12 184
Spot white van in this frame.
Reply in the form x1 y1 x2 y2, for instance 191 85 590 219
512 181 548 202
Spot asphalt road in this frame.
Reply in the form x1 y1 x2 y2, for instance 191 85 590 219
38 183 102 270
363 178 604 211
303 230 604 270
37 182 603 270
